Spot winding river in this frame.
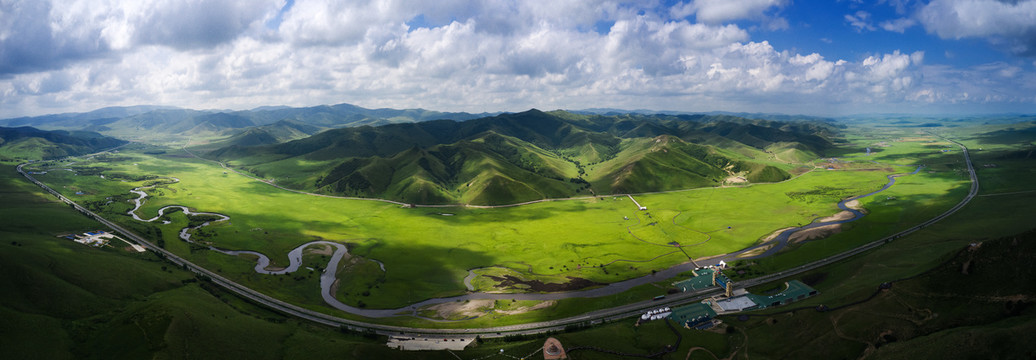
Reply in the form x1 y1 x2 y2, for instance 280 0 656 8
725 165 924 260
125 165 920 318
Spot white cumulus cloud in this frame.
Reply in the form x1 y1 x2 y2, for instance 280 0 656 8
880 17 916 33
845 11 876 32
671 0 788 29
687 0 786 23
918 0 1036 56
0 0 1032 117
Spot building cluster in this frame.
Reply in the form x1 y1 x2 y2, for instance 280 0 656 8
63 230 146 252
654 263 820 331
65 230 113 247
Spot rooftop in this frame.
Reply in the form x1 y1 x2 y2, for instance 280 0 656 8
715 296 757 312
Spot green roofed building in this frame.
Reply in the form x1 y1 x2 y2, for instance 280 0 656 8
746 280 818 309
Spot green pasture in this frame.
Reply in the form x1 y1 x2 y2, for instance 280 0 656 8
33 151 904 307
8 142 1029 358
941 119 1036 150
739 128 1036 310
709 124 1036 358
24 130 970 322
9 118 1035 357
2 161 530 359
738 136 971 273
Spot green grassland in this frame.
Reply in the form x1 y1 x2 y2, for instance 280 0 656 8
721 126 972 274
692 121 1036 359
0 157 747 359
6 160 646 359
6 117 1035 358
23 128 965 325
0 162 391 359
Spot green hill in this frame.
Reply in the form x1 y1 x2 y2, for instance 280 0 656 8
189 120 325 151
96 109 260 141
593 136 729 192
207 110 830 205
0 126 127 161
303 132 579 204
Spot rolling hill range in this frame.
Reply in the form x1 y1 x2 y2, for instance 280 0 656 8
0 126 128 161
0 104 496 143
204 110 836 205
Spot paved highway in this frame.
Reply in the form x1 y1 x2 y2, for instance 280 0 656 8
14 137 977 337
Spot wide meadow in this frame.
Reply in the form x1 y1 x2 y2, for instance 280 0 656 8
28 131 968 315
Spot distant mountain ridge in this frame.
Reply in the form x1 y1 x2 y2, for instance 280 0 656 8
1 103 844 147
0 105 178 128
206 110 835 205
573 108 837 123
195 120 325 149
0 103 499 142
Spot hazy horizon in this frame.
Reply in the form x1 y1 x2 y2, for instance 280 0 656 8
5 102 1036 122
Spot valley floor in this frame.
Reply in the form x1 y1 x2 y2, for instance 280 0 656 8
22 129 968 327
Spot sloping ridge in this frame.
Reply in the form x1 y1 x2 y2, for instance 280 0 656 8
206 110 827 205
192 120 325 151
0 126 127 160
313 132 576 205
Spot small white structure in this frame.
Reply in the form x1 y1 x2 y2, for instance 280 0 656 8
717 260 727 269
640 307 672 321
627 194 647 211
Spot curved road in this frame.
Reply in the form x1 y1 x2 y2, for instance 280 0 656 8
15 137 978 337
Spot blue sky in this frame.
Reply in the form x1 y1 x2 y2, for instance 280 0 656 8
1 0 1035 118
759 1 1000 66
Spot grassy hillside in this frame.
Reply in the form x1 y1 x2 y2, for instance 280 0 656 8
0 160 730 359
589 135 790 193
189 119 325 151
311 133 582 204
0 161 504 359
208 110 820 204
723 230 1036 359
6 118 1034 358
96 109 260 142
0 126 127 161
